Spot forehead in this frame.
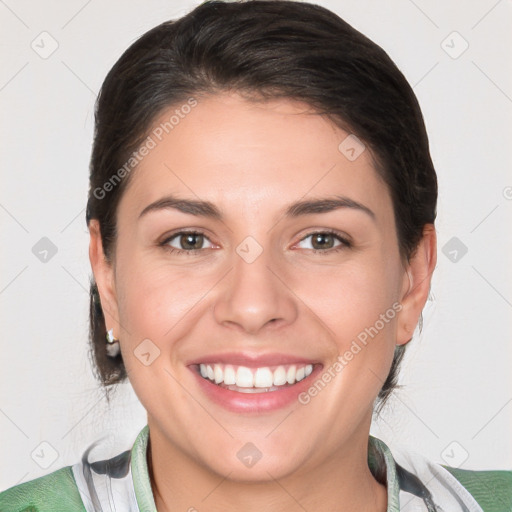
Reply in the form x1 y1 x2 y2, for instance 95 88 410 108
118 92 392 223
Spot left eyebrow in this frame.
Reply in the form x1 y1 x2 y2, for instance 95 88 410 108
283 196 376 221
137 194 375 222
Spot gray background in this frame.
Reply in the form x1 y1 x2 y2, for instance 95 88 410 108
1 0 511 490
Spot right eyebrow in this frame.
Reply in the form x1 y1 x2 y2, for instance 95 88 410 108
138 195 222 221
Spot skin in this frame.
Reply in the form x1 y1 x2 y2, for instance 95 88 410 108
89 92 436 511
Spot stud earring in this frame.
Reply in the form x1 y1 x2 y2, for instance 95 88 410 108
106 328 121 357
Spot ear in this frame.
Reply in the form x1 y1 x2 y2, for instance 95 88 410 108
396 224 437 346
89 219 120 336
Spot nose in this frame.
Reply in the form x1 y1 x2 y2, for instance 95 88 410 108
213 243 298 335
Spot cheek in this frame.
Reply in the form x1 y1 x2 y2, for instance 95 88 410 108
289 254 402 391
116 257 205 341
283 260 401 428
113 258 204 405
291 255 401 339
113 247 227 380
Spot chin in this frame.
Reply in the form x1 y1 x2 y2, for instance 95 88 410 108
208 456 303 483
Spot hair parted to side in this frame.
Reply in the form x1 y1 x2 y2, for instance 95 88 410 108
86 0 437 408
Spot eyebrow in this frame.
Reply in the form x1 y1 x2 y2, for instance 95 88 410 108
138 194 375 221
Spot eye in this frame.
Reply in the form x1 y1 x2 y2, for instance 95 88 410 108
160 231 214 254
159 230 350 255
295 230 351 253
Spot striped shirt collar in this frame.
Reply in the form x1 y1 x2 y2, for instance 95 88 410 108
73 424 483 512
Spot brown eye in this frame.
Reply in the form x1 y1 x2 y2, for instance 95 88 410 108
296 231 350 253
179 233 205 250
163 232 213 253
310 233 336 250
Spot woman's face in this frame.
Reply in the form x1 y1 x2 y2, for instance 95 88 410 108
91 92 434 481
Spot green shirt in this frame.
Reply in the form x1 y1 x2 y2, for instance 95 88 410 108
1 425 510 511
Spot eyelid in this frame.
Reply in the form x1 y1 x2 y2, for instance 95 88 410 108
303 228 351 241
159 229 215 252
293 229 352 248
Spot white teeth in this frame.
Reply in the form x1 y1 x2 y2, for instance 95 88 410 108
214 364 223 384
236 366 254 388
273 366 287 386
223 365 236 385
254 367 274 388
198 362 315 390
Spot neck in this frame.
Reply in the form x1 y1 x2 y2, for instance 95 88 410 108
147 422 387 512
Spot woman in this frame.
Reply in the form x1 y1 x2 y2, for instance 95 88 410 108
1 1 510 510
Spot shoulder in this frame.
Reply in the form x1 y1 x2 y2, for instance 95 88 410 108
442 466 512 512
0 466 86 512
0 426 151 512
371 435 512 512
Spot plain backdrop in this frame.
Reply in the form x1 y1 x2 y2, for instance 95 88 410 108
1 0 511 491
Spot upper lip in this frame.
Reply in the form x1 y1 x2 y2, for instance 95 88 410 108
187 352 319 368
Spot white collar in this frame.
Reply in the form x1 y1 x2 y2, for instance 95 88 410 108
71 426 483 512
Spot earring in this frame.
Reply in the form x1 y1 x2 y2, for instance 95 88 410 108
106 328 121 357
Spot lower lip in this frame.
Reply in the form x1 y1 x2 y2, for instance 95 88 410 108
189 365 322 413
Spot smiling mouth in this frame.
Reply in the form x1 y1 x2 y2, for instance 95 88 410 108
195 363 314 393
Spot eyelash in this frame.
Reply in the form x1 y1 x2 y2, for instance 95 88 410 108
159 229 352 256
